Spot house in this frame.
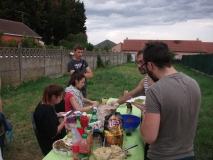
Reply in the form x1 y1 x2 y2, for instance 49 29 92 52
114 37 213 60
111 42 123 52
0 19 42 44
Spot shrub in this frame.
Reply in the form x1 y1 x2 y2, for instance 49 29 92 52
127 53 132 62
97 55 105 68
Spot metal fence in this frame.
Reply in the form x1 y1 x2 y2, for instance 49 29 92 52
0 47 127 86
182 54 213 75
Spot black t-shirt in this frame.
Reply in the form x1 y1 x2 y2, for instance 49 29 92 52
67 59 89 90
34 103 66 152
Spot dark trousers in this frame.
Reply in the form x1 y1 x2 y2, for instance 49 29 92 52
146 156 196 160
144 143 149 159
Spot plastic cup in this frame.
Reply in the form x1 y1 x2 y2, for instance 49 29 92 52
92 133 102 152
124 90 128 95
102 98 107 105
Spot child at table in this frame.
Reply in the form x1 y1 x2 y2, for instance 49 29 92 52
64 71 99 113
34 84 66 155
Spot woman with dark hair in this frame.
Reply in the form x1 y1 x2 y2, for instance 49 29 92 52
65 71 99 112
34 84 66 154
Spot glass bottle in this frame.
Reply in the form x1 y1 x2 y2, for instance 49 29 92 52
90 107 98 123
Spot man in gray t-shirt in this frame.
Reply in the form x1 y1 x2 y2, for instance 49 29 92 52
67 44 93 98
137 41 201 160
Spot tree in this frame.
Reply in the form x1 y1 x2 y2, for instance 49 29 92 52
0 0 87 45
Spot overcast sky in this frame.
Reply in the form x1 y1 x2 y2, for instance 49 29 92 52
83 0 213 45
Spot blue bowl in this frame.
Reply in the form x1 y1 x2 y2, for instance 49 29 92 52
121 114 141 130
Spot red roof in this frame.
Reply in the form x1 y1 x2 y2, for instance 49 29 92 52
202 42 213 54
0 19 41 38
122 39 210 53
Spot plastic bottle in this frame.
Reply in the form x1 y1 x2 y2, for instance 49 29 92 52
90 107 98 123
126 102 132 114
72 145 79 160
79 134 90 160
80 112 89 129
71 122 82 146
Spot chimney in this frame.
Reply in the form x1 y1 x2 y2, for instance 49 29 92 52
196 38 199 41
126 37 128 40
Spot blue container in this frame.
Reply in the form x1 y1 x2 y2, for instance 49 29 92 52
121 114 141 130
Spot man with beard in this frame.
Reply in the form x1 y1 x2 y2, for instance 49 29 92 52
116 50 154 105
138 41 201 160
67 44 93 98
108 50 154 159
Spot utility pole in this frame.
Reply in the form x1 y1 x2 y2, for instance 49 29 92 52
15 10 28 23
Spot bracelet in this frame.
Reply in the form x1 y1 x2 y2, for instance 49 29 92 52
89 105 93 109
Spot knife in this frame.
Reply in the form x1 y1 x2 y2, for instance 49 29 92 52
66 109 76 117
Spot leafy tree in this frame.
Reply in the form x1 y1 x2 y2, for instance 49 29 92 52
0 0 87 45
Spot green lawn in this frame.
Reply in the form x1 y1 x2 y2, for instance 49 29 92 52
1 63 213 160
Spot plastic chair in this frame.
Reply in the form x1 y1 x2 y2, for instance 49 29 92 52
31 112 49 156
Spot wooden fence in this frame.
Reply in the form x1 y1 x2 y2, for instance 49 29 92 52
0 47 127 86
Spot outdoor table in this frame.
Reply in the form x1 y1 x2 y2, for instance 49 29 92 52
42 98 145 160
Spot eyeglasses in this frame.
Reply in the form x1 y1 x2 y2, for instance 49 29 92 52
136 60 146 69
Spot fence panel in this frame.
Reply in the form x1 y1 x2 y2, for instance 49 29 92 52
182 54 213 75
0 47 127 86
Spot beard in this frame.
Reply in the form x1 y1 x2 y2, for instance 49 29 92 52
139 67 146 74
146 67 159 82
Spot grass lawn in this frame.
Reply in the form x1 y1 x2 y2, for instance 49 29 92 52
1 63 213 160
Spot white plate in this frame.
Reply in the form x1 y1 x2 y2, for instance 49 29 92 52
126 96 146 103
52 139 73 156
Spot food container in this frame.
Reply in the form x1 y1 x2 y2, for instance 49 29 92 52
52 139 73 156
93 145 125 160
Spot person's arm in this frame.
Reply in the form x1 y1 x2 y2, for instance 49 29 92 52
69 97 92 112
140 112 160 144
52 120 65 139
84 98 99 107
116 78 145 105
84 66 93 78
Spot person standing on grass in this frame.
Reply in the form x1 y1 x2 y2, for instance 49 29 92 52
137 41 201 160
34 84 66 155
108 50 154 159
67 44 93 98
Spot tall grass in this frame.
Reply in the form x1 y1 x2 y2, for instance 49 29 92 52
1 63 213 160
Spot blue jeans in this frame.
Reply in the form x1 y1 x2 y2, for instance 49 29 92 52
146 156 195 160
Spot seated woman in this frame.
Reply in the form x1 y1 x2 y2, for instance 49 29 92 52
34 84 66 154
65 71 99 112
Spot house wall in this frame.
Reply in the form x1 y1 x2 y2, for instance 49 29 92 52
2 35 39 44
112 43 122 52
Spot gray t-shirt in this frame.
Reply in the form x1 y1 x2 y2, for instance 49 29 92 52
67 59 89 90
146 72 201 160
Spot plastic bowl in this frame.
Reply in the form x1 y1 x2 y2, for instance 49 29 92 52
52 139 73 156
121 114 140 130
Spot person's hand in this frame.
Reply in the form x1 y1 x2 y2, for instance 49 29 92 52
131 102 146 111
92 101 100 107
57 112 66 117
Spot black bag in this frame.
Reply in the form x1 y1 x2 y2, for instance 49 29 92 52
0 112 13 131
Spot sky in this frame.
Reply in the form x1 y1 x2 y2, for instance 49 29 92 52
83 0 213 45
